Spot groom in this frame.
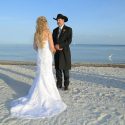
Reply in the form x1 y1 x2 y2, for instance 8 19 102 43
53 14 72 90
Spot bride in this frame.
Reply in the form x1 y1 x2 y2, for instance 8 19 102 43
10 16 67 118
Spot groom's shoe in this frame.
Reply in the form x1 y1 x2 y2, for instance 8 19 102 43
56 82 62 89
57 85 62 89
58 86 62 89
64 86 68 91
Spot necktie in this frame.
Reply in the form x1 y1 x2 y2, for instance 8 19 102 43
58 28 61 38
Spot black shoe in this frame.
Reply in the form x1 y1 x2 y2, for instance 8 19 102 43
57 85 62 89
64 86 68 91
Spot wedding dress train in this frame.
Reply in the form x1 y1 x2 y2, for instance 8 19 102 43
10 40 67 118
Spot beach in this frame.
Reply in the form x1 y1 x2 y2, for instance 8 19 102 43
0 64 125 125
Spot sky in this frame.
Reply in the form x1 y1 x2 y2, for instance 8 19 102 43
0 0 125 45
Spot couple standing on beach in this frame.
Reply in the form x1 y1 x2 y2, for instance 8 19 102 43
10 14 72 118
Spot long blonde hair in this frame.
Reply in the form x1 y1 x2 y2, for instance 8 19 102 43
34 16 49 48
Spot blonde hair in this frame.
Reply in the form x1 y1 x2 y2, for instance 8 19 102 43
34 16 50 48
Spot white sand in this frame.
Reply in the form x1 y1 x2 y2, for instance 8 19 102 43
0 64 125 125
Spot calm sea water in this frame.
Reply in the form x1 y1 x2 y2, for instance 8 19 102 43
0 44 125 64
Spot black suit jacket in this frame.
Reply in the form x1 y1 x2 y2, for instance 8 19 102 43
53 25 72 70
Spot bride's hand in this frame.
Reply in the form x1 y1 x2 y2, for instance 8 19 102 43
51 47 56 54
53 48 56 53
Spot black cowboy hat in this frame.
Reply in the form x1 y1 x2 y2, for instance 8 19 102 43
53 14 68 22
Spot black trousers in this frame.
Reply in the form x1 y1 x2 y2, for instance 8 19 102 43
56 69 69 88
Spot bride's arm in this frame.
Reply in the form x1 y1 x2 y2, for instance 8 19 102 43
48 32 56 53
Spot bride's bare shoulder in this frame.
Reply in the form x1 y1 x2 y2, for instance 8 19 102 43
48 31 53 41
48 31 52 36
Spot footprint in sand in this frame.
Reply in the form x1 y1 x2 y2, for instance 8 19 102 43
92 113 111 124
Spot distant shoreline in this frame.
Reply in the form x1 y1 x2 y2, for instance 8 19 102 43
0 43 125 46
0 60 125 68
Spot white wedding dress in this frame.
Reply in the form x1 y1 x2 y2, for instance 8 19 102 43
10 40 67 118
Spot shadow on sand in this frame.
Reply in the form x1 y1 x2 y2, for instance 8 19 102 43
70 71 125 90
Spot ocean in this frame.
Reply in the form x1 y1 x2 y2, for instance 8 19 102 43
0 44 125 64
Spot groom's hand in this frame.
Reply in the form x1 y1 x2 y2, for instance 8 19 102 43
55 44 63 51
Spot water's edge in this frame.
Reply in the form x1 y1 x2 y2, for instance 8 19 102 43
0 60 125 68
